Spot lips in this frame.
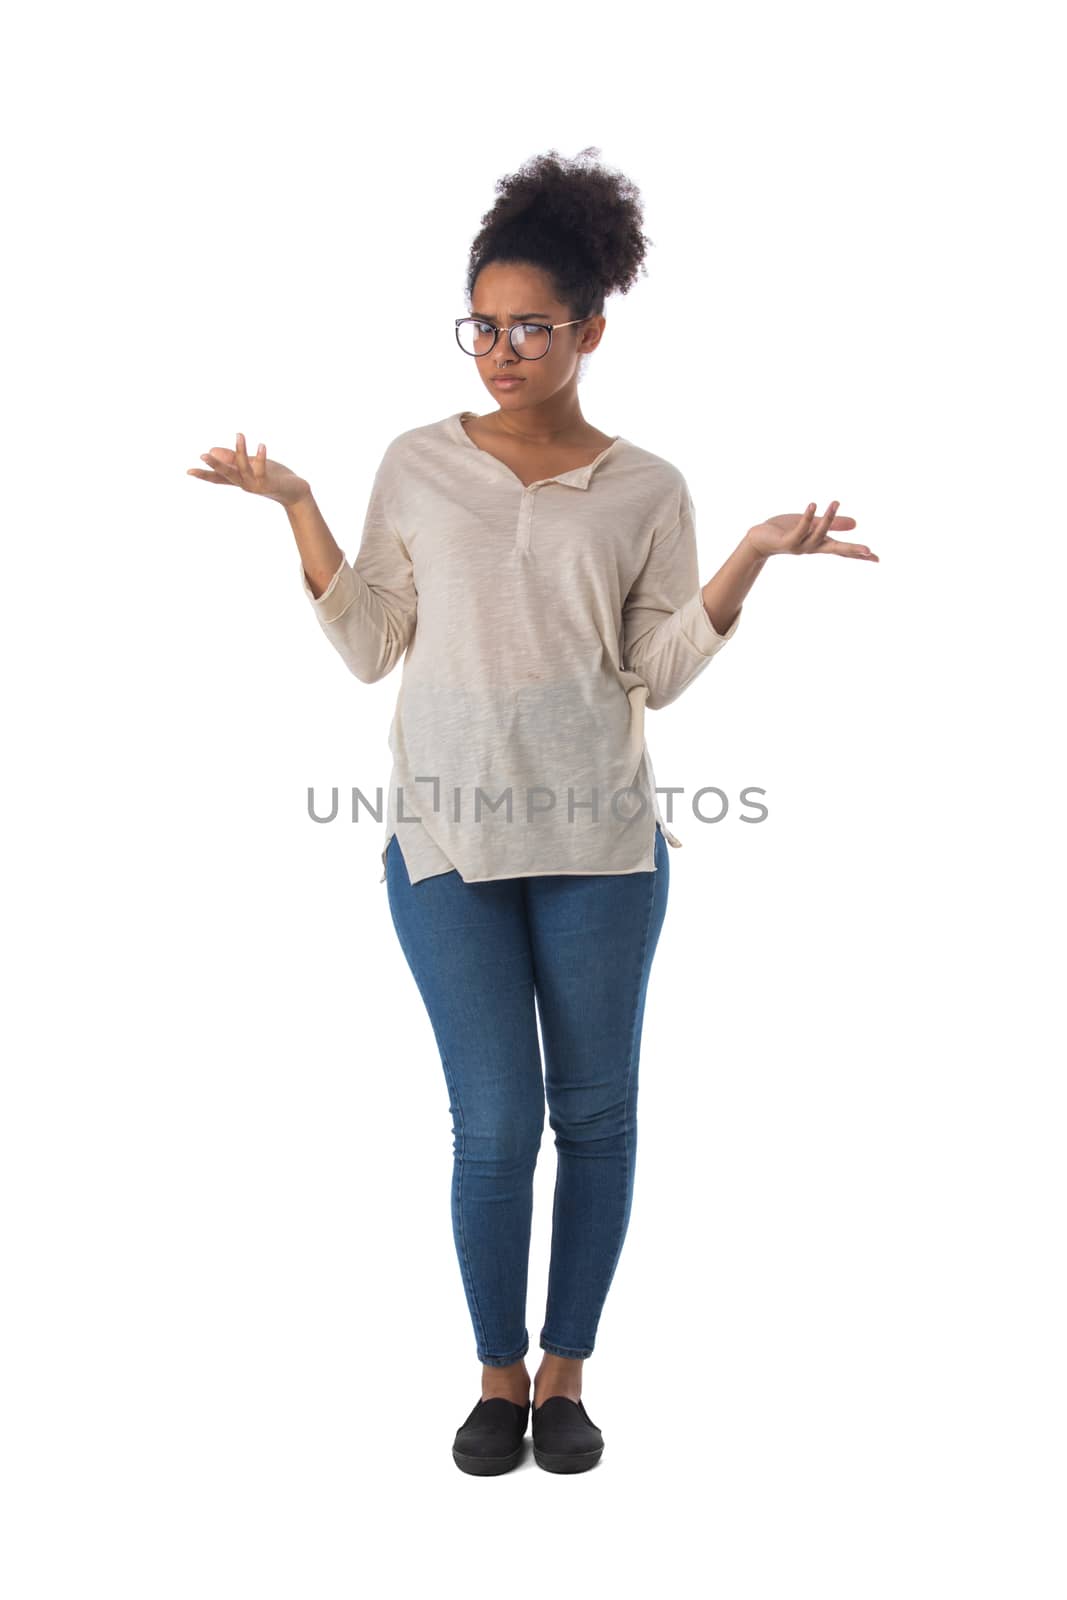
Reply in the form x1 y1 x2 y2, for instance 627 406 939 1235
492 375 524 384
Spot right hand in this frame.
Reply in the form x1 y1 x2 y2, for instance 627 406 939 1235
186 432 310 508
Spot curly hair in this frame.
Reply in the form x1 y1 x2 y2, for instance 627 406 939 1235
463 146 654 333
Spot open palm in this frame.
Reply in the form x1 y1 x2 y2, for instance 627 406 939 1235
185 432 309 508
747 502 878 561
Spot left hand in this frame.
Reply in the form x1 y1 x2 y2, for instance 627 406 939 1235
745 502 878 561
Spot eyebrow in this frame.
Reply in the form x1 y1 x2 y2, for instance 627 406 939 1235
469 310 552 322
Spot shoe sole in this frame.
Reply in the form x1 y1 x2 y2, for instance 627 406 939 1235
532 1444 604 1473
452 1443 525 1475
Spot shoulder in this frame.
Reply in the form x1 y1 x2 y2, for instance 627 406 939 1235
371 413 462 475
390 412 464 449
616 436 686 487
611 438 691 529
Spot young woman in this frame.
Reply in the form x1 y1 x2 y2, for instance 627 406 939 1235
188 147 877 1477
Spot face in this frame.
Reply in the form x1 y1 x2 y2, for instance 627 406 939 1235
465 261 606 410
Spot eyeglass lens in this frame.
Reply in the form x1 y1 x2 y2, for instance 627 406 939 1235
456 320 551 359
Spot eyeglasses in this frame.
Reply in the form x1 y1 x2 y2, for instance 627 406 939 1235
454 316 591 361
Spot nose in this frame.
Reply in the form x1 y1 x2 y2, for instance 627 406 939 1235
486 327 519 368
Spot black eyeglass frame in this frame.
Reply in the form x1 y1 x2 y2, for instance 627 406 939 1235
454 315 592 361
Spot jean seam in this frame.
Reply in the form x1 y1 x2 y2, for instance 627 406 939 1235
386 861 493 1359
436 1043 492 1359
539 832 664 1356
598 834 660 1310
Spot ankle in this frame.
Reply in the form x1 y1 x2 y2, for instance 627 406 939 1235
533 1354 584 1403
481 1358 531 1401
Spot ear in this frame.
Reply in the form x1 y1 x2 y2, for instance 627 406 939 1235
580 317 606 355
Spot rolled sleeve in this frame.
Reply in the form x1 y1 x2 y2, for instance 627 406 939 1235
622 480 741 710
677 585 742 656
301 552 357 622
299 450 417 683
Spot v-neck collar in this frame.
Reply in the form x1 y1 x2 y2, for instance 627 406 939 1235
446 410 625 490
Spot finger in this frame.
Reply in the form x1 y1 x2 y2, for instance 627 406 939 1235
788 504 817 546
235 432 251 476
251 441 266 478
186 467 232 484
820 500 840 534
795 501 830 549
807 500 840 542
200 450 240 483
816 539 879 560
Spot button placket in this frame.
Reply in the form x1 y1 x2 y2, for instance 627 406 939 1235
515 484 538 554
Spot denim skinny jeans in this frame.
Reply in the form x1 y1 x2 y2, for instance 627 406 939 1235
384 821 670 1365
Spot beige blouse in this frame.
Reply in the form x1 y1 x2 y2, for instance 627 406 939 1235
301 410 741 885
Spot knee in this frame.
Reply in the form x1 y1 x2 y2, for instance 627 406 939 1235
453 1102 544 1167
547 1099 635 1156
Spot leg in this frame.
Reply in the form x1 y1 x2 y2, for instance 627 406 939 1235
524 824 670 1391
384 835 545 1381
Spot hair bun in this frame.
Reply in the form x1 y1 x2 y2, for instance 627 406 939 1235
465 146 653 326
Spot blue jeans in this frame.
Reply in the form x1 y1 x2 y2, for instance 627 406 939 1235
384 822 670 1364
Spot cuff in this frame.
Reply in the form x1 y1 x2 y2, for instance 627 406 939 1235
300 552 358 623
679 587 742 656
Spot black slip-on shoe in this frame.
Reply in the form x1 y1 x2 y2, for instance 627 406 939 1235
452 1397 530 1476
531 1395 605 1473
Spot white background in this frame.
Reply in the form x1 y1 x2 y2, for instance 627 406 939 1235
2 1 1063 1595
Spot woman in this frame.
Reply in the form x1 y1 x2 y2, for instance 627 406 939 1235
187 147 877 1477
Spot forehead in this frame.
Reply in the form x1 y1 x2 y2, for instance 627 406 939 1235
471 263 559 315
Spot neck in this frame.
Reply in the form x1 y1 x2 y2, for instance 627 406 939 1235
487 391 589 446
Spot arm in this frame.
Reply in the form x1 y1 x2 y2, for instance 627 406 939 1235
294 455 417 684
622 483 751 711
700 533 767 637
289 487 347 599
